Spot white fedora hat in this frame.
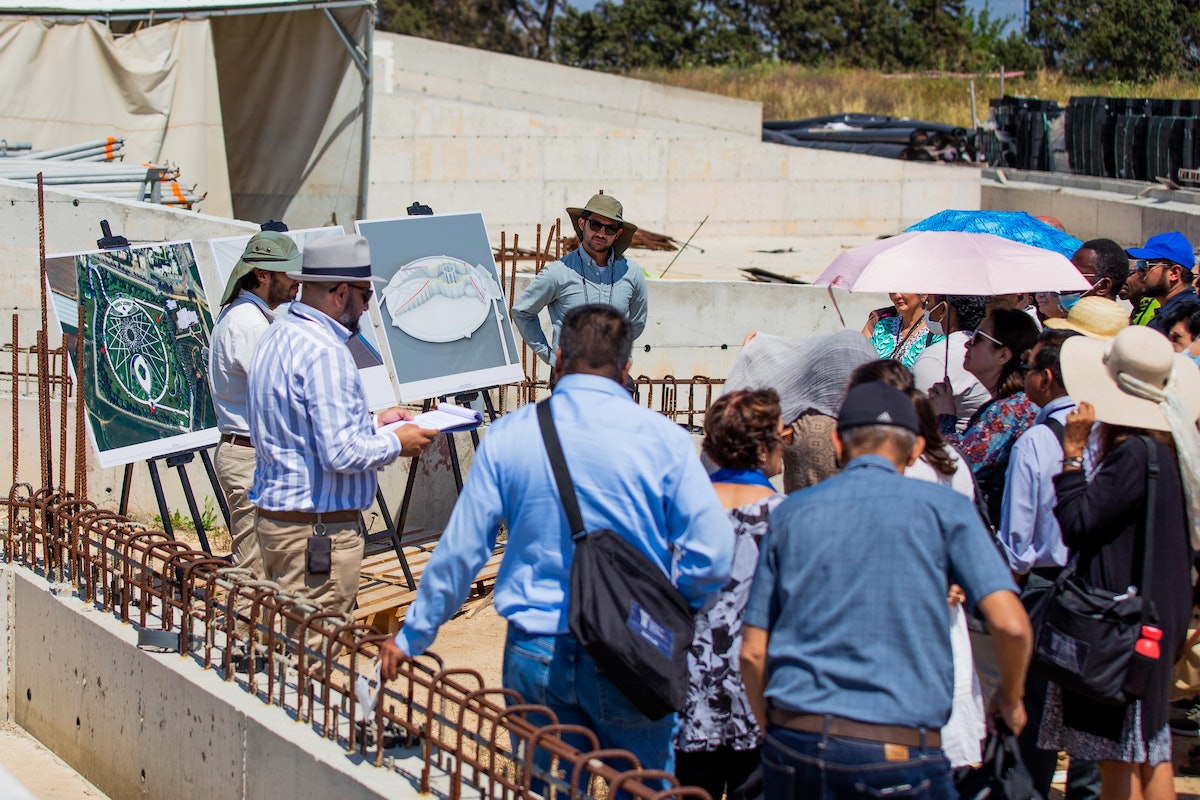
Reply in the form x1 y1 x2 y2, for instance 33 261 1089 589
287 234 385 283
1061 325 1200 432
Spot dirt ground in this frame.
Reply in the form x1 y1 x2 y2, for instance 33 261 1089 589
426 597 508 688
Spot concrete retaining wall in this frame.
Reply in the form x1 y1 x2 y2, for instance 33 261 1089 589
0 566 428 799
982 169 1200 247
380 34 763 139
369 35 981 237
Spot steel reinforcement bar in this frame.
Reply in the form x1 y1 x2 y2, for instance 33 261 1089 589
0 484 710 800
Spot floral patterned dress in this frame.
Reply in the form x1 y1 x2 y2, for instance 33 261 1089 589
869 315 942 370
675 494 786 753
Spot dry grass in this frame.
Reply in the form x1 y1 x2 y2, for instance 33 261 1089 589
631 65 1200 127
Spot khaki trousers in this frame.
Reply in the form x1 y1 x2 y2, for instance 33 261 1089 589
254 513 364 658
213 440 263 576
214 441 264 642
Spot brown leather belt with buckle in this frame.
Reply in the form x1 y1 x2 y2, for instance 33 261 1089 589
769 711 941 748
220 433 254 448
256 509 360 524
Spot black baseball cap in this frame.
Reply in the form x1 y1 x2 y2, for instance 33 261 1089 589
837 382 921 435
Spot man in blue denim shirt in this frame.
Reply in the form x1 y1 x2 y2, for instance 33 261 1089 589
741 382 1032 800
380 304 732 787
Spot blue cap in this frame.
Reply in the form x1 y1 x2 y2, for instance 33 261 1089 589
1126 231 1195 270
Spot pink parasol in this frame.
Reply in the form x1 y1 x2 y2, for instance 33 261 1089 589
814 230 1091 295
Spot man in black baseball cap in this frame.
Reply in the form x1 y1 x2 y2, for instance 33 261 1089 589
741 381 1031 800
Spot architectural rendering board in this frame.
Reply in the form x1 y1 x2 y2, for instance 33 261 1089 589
207 226 397 410
46 241 220 468
355 213 522 401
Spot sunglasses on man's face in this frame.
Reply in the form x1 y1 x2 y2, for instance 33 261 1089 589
586 219 621 237
1133 259 1172 275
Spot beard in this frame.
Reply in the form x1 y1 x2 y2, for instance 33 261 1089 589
266 275 294 308
339 307 362 335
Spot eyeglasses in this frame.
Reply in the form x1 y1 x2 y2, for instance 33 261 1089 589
1134 259 1172 275
350 284 373 303
969 328 1003 347
586 219 622 237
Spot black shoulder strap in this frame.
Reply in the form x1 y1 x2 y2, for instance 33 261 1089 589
1041 417 1064 443
536 400 587 539
1138 435 1159 608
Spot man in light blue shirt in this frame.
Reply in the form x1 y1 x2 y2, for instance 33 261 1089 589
248 235 436 647
740 382 1030 800
511 194 649 366
380 304 732 784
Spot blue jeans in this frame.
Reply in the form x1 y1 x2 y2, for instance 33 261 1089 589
761 726 955 800
501 624 675 794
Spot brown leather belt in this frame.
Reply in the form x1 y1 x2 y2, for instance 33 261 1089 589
220 433 254 448
769 711 941 748
256 509 360 524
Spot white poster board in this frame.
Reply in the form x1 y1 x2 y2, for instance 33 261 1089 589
355 212 523 401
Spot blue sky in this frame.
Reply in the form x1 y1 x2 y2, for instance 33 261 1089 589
969 0 1026 33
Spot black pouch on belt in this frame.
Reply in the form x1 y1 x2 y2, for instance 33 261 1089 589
306 535 332 575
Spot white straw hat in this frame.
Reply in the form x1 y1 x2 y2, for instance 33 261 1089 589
1061 325 1200 432
1044 296 1129 340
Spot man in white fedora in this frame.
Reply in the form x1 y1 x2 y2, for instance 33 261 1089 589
247 234 437 653
512 192 649 368
208 231 300 662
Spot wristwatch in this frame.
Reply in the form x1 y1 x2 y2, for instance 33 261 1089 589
1061 456 1084 469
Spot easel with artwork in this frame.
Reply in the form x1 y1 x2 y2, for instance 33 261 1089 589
47 221 227 554
353 211 523 602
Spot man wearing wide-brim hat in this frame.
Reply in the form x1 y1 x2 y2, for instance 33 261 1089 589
247 234 437 653
512 192 649 366
208 230 301 627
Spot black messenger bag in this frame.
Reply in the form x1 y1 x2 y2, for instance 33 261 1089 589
536 399 694 721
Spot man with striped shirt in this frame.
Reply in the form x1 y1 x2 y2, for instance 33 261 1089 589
248 234 436 646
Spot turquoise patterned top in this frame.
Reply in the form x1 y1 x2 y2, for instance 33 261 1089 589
869 315 943 369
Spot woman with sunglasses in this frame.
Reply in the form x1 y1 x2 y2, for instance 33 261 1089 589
675 389 789 800
929 308 1041 525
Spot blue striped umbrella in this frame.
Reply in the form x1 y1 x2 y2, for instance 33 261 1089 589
905 210 1083 258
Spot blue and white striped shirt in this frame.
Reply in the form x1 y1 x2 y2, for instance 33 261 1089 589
247 301 402 512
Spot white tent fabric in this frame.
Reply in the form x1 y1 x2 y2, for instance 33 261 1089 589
0 1 340 14
0 1 369 227
0 17 233 216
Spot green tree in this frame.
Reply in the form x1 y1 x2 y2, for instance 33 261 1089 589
376 0 561 59
555 0 764 71
1029 0 1196 79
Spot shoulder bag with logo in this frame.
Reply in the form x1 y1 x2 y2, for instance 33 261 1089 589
537 399 694 721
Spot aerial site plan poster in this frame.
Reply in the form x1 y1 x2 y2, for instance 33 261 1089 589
46 241 220 468
207 226 397 411
355 212 523 401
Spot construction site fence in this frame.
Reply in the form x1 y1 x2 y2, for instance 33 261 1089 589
0 483 710 800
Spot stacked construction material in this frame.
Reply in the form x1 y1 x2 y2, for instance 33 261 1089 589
1066 97 1200 185
763 114 980 162
985 97 1063 172
0 137 203 207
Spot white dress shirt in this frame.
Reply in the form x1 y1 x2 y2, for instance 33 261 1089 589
208 290 274 436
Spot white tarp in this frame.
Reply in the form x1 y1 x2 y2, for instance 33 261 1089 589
0 1 369 227
0 17 234 216
0 1 326 12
